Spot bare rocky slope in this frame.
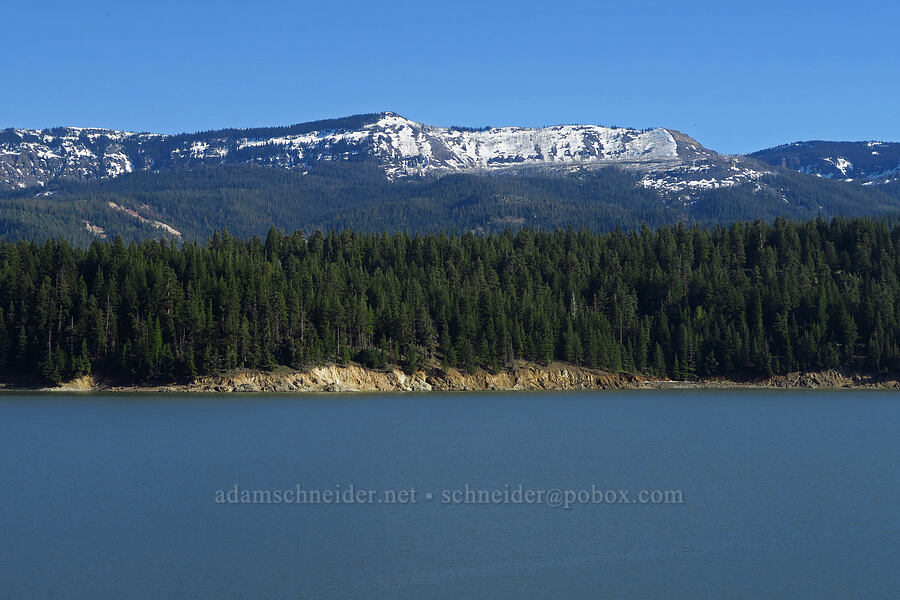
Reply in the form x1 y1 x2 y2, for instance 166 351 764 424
31 363 900 393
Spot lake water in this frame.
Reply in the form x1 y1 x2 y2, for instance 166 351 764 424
1 390 898 599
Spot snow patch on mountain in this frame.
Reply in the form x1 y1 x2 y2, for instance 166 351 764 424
823 156 853 177
637 158 770 194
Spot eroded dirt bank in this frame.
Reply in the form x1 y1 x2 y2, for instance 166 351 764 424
21 363 900 393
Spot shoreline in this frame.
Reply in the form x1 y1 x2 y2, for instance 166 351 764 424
4 362 900 393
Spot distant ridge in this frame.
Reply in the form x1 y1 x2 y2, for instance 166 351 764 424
1 112 717 190
750 140 900 184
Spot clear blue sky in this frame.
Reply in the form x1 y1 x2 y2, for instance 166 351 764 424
4 0 899 154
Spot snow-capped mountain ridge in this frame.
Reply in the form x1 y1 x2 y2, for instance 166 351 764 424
750 140 900 184
0 112 714 190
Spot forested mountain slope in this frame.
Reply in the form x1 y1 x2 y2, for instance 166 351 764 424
3 162 900 243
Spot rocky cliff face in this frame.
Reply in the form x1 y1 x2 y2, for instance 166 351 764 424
33 364 900 393
186 363 638 393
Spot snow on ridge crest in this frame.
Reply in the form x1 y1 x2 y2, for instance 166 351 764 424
162 113 684 177
323 113 683 177
0 113 688 189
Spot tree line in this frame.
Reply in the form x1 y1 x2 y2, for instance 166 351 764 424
2 217 899 384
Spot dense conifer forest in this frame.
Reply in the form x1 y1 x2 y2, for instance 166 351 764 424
2 217 899 384
3 162 900 244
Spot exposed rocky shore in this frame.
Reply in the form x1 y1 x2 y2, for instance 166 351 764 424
14 363 900 393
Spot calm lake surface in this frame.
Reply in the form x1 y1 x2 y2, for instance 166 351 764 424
1 390 898 599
